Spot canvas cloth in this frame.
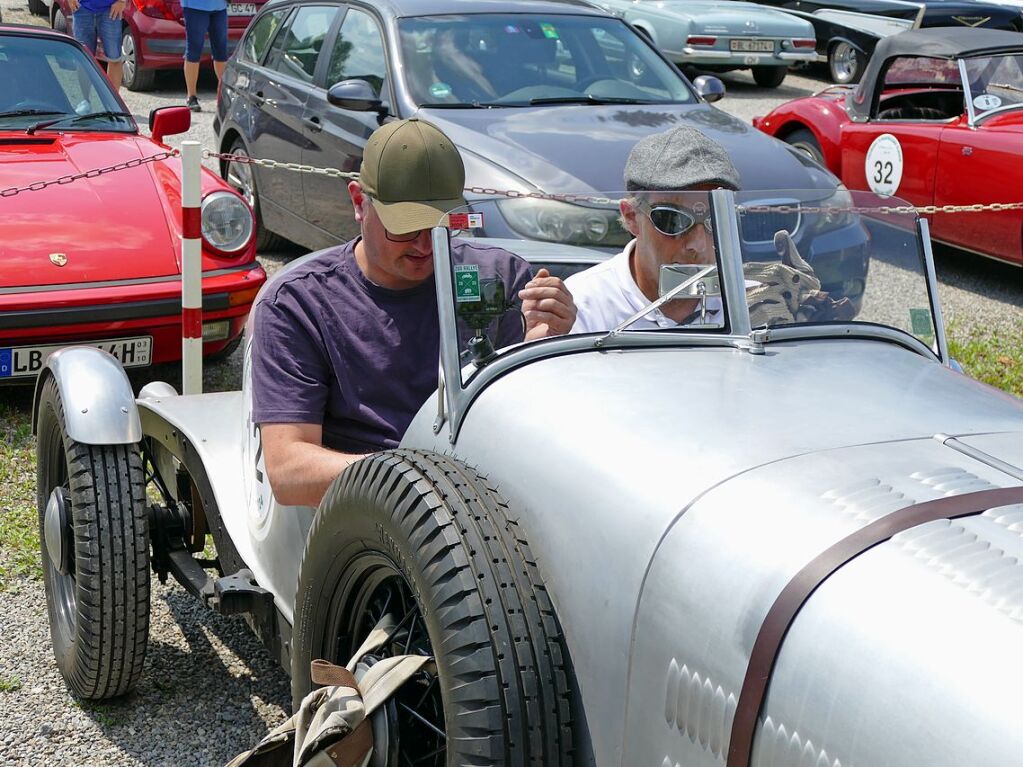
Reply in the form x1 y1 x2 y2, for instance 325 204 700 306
225 629 433 767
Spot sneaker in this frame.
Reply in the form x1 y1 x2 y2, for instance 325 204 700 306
186 96 201 113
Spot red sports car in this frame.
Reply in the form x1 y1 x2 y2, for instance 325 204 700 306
753 27 1023 266
0 25 265 382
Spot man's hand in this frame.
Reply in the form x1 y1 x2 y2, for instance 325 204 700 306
519 268 577 340
109 0 125 18
67 0 80 12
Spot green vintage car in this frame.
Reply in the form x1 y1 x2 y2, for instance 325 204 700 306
591 0 817 87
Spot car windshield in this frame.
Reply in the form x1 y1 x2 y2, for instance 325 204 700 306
0 34 132 132
436 188 940 381
397 14 694 108
963 53 1023 117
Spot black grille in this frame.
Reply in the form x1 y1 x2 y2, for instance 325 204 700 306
739 207 800 243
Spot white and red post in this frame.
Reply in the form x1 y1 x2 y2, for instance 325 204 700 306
181 140 203 395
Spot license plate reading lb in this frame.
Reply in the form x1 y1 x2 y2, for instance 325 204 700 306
730 39 774 52
228 2 256 15
0 337 152 379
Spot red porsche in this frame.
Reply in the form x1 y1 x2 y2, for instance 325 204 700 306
0 24 265 382
753 27 1023 266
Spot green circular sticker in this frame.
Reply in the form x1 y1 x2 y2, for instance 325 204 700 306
430 82 453 99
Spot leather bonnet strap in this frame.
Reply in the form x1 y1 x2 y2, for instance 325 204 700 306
727 485 1023 767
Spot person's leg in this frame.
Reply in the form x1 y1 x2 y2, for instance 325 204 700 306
97 13 123 90
182 7 204 107
209 8 228 83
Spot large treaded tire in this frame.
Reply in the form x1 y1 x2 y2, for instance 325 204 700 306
36 376 151 700
292 449 575 766
752 65 787 88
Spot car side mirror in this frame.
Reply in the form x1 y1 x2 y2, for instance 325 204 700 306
659 263 721 298
693 75 725 103
327 79 390 120
149 106 191 144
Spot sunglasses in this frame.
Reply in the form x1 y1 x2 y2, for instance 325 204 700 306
636 201 713 238
384 227 428 243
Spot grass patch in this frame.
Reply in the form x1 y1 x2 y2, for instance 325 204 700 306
0 675 22 693
0 398 42 590
73 700 129 728
948 323 1023 398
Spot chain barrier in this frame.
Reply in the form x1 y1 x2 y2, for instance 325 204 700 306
5 146 1023 218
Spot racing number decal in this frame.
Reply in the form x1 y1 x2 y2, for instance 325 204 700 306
864 133 903 197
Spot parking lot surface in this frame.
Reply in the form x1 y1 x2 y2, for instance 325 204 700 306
1 0 1022 764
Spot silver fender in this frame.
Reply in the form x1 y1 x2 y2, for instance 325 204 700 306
32 347 141 445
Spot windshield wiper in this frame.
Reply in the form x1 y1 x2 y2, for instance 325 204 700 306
27 111 134 135
418 101 520 109
527 95 653 106
0 109 66 119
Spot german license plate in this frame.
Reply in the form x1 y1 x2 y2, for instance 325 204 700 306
228 2 256 15
730 39 774 53
0 336 152 379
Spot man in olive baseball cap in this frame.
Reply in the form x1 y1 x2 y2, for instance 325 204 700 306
358 117 467 235
249 117 577 508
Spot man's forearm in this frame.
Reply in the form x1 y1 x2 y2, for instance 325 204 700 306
268 441 362 508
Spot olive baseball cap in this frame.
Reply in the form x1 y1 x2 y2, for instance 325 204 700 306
360 118 466 235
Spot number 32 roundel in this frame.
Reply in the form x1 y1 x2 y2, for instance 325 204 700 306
865 133 903 197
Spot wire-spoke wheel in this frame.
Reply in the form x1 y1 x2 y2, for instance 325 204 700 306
36 376 150 700
292 449 575 766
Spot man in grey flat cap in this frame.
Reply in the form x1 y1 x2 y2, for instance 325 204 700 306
565 125 740 333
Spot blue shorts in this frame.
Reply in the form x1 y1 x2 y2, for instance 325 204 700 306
72 8 123 63
183 7 228 63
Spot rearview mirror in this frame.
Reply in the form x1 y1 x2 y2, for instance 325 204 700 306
149 106 191 144
692 75 725 103
327 79 390 120
659 263 721 299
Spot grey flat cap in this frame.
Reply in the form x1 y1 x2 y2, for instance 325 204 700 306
624 125 740 191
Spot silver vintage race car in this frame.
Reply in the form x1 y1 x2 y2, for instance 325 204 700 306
33 187 1023 766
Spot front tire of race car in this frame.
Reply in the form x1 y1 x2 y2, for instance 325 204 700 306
783 127 825 167
292 449 575 766
36 376 151 700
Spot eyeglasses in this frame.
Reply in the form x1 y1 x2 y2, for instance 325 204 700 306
384 226 429 243
636 201 713 238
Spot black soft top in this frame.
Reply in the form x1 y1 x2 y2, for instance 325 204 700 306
849 27 1023 121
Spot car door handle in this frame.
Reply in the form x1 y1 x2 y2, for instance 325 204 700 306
304 116 322 132
252 91 266 106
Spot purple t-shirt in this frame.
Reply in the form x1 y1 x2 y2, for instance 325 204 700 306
250 238 532 453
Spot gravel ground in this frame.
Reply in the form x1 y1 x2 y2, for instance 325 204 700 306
1 1 1021 764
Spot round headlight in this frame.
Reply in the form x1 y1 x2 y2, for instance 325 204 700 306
201 191 253 253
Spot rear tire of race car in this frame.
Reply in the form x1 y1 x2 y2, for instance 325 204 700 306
224 139 288 252
828 41 864 85
292 449 575 766
752 65 787 89
783 127 825 167
36 376 151 700
121 27 157 92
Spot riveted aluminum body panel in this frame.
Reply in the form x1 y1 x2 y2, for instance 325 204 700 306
33 346 141 445
402 337 1023 764
623 439 1023 767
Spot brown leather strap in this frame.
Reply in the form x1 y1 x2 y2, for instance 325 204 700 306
726 485 1023 767
325 718 374 767
310 658 359 689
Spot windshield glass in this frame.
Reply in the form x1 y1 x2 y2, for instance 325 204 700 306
0 34 132 132
963 54 1023 116
397 14 694 107
436 188 939 384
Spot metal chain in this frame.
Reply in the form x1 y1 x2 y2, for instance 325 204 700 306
206 150 361 180
0 150 179 198
5 145 1023 218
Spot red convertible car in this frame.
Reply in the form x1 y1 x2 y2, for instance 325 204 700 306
0 25 265 382
753 28 1023 266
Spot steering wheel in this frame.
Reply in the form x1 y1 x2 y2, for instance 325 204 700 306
575 75 614 91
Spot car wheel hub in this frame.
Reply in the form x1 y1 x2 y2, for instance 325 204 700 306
355 655 401 767
44 487 72 575
122 32 136 82
833 43 857 81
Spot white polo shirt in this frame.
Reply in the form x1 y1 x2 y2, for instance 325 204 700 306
566 240 723 334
